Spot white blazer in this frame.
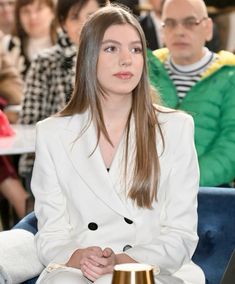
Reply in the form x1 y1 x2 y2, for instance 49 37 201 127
31 107 204 283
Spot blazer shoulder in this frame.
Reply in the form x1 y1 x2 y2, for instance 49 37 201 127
156 104 193 122
155 105 194 133
36 115 71 133
36 112 89 134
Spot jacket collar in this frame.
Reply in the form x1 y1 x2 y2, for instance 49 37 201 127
59 113 133 219
152 48 235 78
57 29 77 58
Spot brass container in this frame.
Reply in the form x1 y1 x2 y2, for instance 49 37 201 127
112 263 157 284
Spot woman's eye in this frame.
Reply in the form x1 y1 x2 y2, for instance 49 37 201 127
131 47 142 54
104 46 117 52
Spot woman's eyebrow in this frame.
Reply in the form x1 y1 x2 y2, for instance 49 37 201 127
101 39 142 45
101 39 121 45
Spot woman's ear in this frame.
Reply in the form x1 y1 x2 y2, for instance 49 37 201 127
205 17 213 42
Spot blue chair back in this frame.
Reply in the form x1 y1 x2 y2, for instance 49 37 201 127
192 187 235 284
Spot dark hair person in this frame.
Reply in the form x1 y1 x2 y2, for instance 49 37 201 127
32 5 205 284
6 0 56 78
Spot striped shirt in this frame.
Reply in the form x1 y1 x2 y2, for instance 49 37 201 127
164 48 217 101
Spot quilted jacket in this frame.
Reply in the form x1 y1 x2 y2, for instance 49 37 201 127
148 48 235 186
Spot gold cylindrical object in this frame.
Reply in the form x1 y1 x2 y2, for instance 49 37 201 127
112 263 156 284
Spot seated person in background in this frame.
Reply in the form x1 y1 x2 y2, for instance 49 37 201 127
6 0 56 79
148 0 235 187
0 30 22 123
0 33 28 219
139 0 165 50
18 0 107 189
140 0 221 51
0 0 15 35
0 157 28 219
32 5 204 284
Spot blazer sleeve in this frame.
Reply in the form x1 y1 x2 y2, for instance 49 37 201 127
125 115 200 274
31 121 79 266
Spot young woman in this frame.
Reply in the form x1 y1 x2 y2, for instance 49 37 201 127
18 0 107 183
6 0 56 78
32 5 205 284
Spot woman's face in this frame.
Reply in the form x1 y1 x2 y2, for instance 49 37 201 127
63 0 100 45
0 0 15 33
19 0 54 38
97 24 144 99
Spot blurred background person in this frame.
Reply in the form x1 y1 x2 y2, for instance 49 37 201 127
0 157 28 221
0 0 15 35
6 0 56 79
0 33 28 221
148 0 235 187
139 0 221 51
139 0 164 50
18 0 108 192
0 30 22 123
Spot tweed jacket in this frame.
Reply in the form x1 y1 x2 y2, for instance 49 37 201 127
6 34 54 79
31 107 204 283
18 31 77 175
148 48 235 186
6 35 31 79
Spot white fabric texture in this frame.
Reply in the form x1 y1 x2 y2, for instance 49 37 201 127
36 264 202 284
0 229 43 284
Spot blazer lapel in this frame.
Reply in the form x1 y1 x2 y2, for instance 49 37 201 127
59 113 132 219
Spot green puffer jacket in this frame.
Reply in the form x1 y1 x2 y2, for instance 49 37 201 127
148 48 235 186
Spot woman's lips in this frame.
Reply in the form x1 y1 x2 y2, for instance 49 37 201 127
113 72 133 80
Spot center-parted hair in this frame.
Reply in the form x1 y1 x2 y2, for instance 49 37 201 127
60 4 163 208
13 0 57 42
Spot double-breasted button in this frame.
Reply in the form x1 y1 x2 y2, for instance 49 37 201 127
124 217 133 224
123 245 132 252
88 222 98 231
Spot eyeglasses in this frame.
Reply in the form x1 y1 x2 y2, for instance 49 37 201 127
161 17 208 31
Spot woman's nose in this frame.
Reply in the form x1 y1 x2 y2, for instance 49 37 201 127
119 50 132 66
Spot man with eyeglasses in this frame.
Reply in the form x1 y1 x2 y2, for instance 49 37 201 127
0 0 15 35
148 0 235 187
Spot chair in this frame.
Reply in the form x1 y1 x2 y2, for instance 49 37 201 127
192 187 235 284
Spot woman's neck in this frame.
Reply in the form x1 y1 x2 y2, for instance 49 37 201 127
101 94 132 124
27 35 52 60
99 94 132 169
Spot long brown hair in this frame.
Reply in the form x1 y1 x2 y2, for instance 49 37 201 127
60 4 164 208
